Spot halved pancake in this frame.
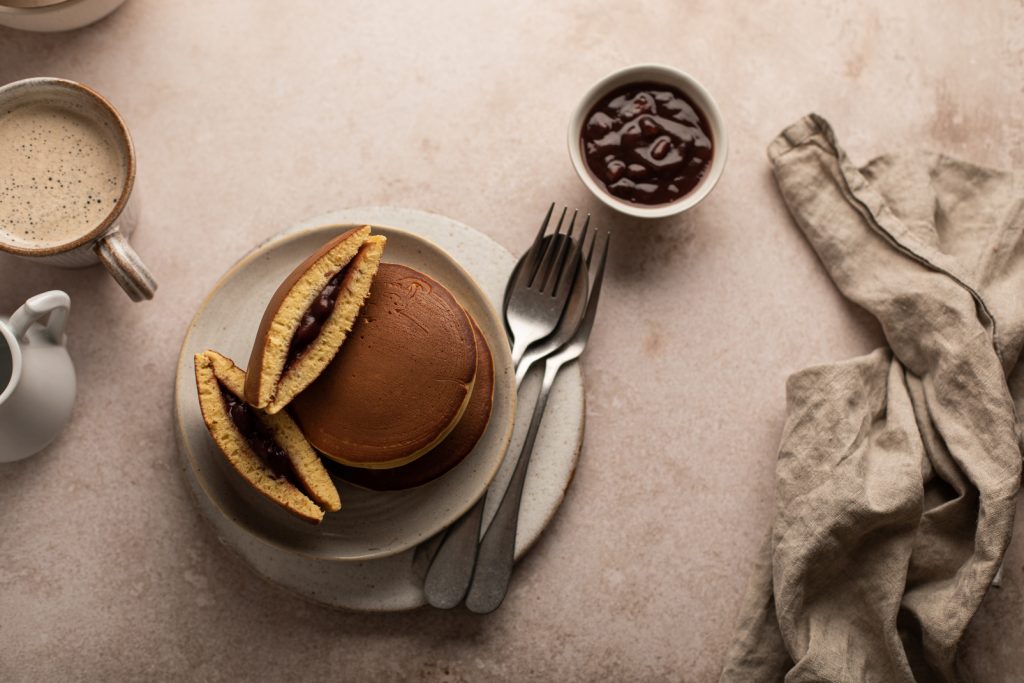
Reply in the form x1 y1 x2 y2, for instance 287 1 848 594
245 226 386 414
292 263 477 469
329 317 494 489
195 350 341 523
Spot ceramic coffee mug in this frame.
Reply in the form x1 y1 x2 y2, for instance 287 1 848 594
0 77 157 301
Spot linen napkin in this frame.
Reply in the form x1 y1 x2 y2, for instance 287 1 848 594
720 114 1024 682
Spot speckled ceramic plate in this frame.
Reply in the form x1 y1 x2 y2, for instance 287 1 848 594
176 218 515 561
174 207 585 611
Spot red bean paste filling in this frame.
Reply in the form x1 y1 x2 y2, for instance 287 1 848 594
221 384 302 488
581 81 713 205
285 262 351 368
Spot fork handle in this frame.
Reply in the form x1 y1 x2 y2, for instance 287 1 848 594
465 358 559 614
423 496 485 608
422 352 542 607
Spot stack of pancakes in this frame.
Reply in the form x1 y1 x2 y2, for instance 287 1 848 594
295 262 495 491
194 227 494 523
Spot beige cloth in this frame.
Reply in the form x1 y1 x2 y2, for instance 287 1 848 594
721 115 1024 682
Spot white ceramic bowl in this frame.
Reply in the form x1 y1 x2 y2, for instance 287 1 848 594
568 64 728 219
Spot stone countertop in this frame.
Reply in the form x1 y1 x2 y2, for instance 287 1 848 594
2 1 1023 680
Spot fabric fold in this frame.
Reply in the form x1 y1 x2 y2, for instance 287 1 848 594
722 115 1023 683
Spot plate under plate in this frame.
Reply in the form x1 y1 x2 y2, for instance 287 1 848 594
173 207 584 611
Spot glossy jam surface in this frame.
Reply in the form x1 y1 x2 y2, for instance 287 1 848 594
581 81 713 206
221 386 300 487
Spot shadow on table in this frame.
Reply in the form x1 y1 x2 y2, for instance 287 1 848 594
0 253 123 315
0 2 138 82
586 202 701 290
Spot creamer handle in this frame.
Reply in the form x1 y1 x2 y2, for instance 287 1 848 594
9 290 71 345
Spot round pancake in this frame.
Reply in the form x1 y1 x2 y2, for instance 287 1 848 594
328 318 494 489
291 263 477 468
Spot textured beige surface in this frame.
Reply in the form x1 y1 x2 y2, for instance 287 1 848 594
1 1 1022 681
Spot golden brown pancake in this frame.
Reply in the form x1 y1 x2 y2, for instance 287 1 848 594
291 263 477 469
328 318 494 489
194 350 341 524
245 226 385 414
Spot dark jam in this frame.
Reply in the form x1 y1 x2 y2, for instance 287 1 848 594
221 384 301 487
286 265 349 366
581 81 713 206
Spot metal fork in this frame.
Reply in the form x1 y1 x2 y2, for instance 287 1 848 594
423 208 591 609
465 227 611 614
506 204 585 367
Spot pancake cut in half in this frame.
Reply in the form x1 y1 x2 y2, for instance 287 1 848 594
245 226 386 414
292 263 478 469
195 350 341 524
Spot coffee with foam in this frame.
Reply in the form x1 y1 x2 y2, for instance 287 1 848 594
0 100 126 250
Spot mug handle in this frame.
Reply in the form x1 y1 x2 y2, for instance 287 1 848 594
9 290 71 345
95 227 158 302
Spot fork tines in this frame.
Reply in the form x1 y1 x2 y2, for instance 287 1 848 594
526 203 590 296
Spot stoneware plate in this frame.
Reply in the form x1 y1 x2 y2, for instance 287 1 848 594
174 208 585 611
177 221 515 561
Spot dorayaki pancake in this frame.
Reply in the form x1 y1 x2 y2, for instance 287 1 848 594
291 263 477 469
194 350 341 524
245 227 385 414
328 318 494 489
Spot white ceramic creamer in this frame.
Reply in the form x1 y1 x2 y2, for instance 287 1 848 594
0 291 76 462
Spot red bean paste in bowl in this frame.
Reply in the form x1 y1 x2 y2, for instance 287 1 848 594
581 81 713 206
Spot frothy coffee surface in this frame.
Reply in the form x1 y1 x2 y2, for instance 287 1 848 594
0 100 126 249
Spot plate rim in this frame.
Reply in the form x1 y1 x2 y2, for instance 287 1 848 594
173 221 516 562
